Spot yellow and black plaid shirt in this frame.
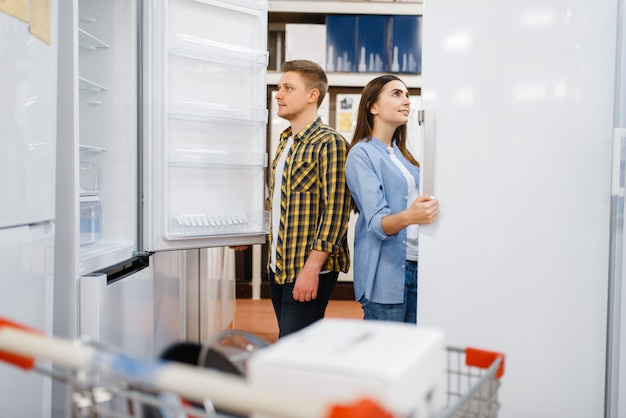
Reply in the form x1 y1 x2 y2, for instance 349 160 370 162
268 117 351 285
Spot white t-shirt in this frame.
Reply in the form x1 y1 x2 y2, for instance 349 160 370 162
389 147 419 261
270 136 294 272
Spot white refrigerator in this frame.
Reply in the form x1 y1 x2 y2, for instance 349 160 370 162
0 4 58 418
417 1 621 417
53 2 268 412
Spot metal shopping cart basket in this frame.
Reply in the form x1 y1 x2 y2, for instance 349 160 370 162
0 316 505 418
436 346 506 418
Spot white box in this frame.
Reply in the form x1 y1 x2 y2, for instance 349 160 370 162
285 24 326 69
247 318 446 418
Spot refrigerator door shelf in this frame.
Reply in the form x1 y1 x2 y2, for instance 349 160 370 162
167 53 266 121
169 149 267 167
169 210 269 239
169 33 268 67
169 100 268 124
164 165 267 236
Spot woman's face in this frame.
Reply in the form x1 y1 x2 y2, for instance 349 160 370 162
369 80 411 128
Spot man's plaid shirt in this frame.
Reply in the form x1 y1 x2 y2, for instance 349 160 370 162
268 117 351 285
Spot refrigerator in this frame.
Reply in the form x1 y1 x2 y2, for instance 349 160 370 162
53 1 268 414
0 3 58 418
417 1 621 417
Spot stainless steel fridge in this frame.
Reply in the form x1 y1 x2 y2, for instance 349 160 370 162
0 3 58 417
417 1 621 417
53 1 268 415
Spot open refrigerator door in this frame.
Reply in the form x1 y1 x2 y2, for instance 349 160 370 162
142 0 269 252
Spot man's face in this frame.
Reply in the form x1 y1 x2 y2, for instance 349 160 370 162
275 71 313 122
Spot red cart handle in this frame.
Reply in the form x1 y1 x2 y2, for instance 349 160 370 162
0 317 42 370
466 347 505 379
328 398 394 418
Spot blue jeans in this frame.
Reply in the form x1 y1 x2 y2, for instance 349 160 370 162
361 260 418 324
269 270 339 338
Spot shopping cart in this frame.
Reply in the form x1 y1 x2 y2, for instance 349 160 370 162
436 346 505 418
0 316 505 418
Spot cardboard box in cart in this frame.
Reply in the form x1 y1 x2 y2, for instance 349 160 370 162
247 319 446 417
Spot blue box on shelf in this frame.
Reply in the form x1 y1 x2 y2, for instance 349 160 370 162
326 15 358 72
390 15 422 74
357 15 390 73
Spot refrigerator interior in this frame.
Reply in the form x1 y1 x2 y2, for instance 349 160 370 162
143 0 270 252
0 224 55 418
78 0 138 274
418 1 616 417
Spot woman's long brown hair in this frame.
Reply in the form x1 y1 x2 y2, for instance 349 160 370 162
349 74 419 167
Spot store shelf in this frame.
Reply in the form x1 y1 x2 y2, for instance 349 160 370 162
267 71 421 88
268 1 422 15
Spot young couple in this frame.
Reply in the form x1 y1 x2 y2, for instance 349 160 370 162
236 60 439 338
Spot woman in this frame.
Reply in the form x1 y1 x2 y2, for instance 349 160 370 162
345 74 439 323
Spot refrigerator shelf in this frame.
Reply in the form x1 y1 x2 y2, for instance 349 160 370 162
169 149 267 167
78 77 107 92
169 34 268 67
79 144 108 154
78 28 110 50
168 210 269 238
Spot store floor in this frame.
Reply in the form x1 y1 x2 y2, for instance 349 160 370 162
233 298 363 343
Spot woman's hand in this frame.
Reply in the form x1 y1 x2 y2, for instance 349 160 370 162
407 194 439 225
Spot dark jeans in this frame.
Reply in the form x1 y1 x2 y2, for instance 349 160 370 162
269 270 339 338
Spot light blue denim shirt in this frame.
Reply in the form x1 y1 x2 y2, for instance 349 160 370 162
345 137 420 304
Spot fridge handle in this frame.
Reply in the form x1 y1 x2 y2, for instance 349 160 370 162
612 128 626 197
418 109 435 197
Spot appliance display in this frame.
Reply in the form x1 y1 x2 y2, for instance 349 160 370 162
0 5 58 418
53 3 269 412
417 1 617 417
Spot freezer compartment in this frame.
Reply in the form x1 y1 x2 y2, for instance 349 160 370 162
79 257 154 359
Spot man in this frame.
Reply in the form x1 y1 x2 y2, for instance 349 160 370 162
268 60 351 338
